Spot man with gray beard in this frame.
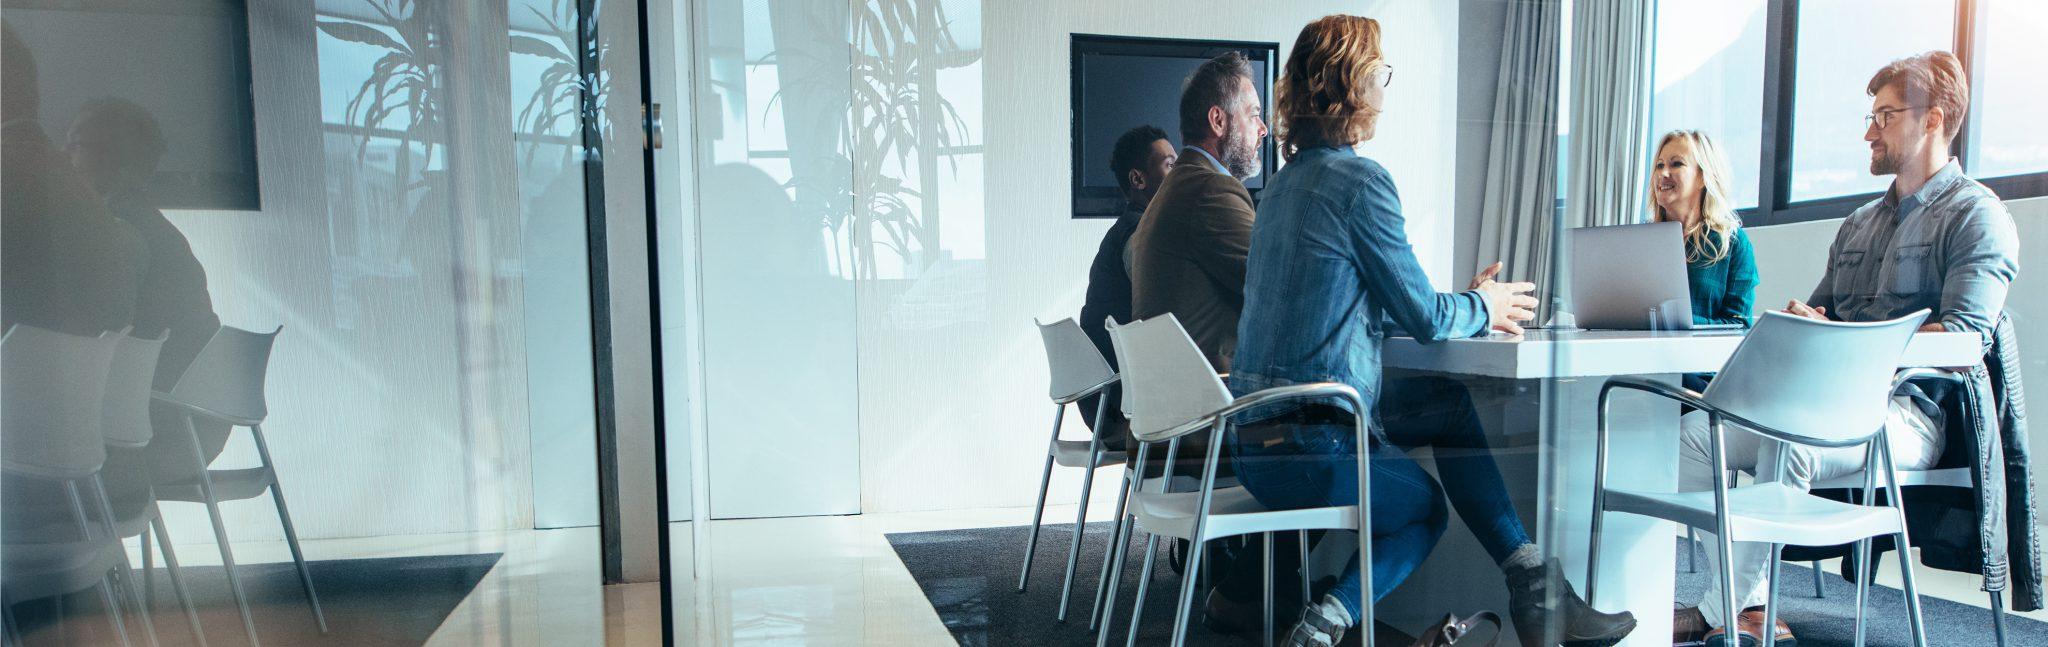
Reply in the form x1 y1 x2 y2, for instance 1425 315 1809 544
1123 50 1269 628
1129 50 1265 377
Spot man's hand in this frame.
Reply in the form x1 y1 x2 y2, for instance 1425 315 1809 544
1468 261 1503 291
1783 299 1829 321
1477 279 1538 335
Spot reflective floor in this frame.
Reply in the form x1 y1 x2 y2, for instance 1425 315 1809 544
45 509 2046 646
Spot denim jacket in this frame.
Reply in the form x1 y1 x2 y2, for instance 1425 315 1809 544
1229 146 1490 426
1808 159 2018 339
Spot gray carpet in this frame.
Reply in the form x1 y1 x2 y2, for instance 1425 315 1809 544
9 553 501 646
888 522 2046 646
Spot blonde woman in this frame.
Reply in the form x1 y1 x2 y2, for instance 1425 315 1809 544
1648 130 1758 328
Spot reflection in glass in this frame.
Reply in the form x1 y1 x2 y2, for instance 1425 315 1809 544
1971 1 2048 179
1788 0 1954 202
1650 0 1766 210
4 0 610 642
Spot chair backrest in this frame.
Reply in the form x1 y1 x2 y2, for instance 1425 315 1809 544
163 325 280 424
1 325 119 479
1036 318 1116 402
1106 314 1233 443
101 332 168 449
1701 309 1927 445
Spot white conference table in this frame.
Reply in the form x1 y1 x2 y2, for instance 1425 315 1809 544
1363 328 1982 646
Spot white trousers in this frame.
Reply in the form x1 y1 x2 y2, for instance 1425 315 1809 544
1678 396 1944 627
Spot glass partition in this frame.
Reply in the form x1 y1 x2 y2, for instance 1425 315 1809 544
2 0 627 643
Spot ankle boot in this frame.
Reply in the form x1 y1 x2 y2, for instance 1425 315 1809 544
1504 558 1638 646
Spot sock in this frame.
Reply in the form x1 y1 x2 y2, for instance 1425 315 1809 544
1316 593 1353 627
1503 543 1544 571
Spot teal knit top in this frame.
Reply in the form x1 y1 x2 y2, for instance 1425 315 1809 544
1688 229 1759 327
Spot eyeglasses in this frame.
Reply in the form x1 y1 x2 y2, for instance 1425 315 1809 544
1375 64 1395 88
1864 105 1927 130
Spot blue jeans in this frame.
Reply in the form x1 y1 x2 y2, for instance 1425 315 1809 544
1230 376 1533 620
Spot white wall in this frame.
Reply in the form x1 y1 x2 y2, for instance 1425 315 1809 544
856 1 1464 513
1745 195 2048 504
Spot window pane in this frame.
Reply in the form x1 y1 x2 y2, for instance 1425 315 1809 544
1789 0 1955 202
1972 1 2048 179
1651 0 1767 209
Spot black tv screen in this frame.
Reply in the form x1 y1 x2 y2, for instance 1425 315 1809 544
1071 34 1277 219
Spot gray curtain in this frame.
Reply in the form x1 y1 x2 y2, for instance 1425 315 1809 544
1474 0 1562 316
1557 0 1657 310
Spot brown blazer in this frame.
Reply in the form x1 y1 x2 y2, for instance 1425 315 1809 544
1129 147 1255 374
1125 148 1254 477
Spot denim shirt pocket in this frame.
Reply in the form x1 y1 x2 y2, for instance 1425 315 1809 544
1888 244 1936 297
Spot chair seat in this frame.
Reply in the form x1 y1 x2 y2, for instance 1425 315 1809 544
10 499 158 544
155 467 276 503
2 539 124 601
1052 439 1126 468
1605 482 1903 547
1131 486 1357 543
1811 467 1973 490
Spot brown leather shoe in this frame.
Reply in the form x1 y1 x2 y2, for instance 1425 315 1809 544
1701 608 1795 647
1673 607 1710 644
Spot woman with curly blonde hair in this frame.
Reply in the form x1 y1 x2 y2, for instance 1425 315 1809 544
1648 129 1758 328
1227 14 1635 647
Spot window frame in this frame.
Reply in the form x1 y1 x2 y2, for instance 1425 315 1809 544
1744 0 2048 227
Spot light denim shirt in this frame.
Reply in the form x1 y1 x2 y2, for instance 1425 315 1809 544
1229 146 1491 425
1809 159 2019 340
1187 145 1229 175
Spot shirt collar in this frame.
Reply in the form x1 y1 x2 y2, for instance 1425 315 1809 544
1185 145 1228 175
1889 157 1963 222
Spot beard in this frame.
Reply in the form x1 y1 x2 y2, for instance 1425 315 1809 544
1870 145 1900 176
1221 123 1262 180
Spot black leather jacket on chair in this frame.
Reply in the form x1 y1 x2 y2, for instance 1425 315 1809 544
1786 313 2040 612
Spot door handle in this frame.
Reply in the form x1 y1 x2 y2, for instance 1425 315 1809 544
645 102 664 150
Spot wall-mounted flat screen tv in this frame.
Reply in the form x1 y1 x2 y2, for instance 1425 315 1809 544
6 0 261 211
1070 34 1277 219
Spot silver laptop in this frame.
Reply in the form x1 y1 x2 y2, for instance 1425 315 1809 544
1566 221 1744 331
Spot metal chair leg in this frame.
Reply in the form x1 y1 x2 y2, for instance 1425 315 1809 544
1089 472 1134 631
1117 534 1162 647
97 575 136 647
2 592 23 647
89 477 159 647
151 515 210 647
1169 537 1207 647
1298 529 1310 608
1853 538 1872 647
1019 405 1063 593
1686 526 1698 573
1989 590 2009 647
1263 532 1275 647
1058 450 1102 621
141 523 155 612
253 424 326 632
1811 559 1826 598
185 417 261 647
1763 545 1782 647
1894 531 1929 647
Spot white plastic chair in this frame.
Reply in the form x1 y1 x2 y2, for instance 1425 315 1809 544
150 325 325 647
0 324 152 646
100 332 210 646
1019 318 1129 622
1590 310 1934 647
1096 314 1370 647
